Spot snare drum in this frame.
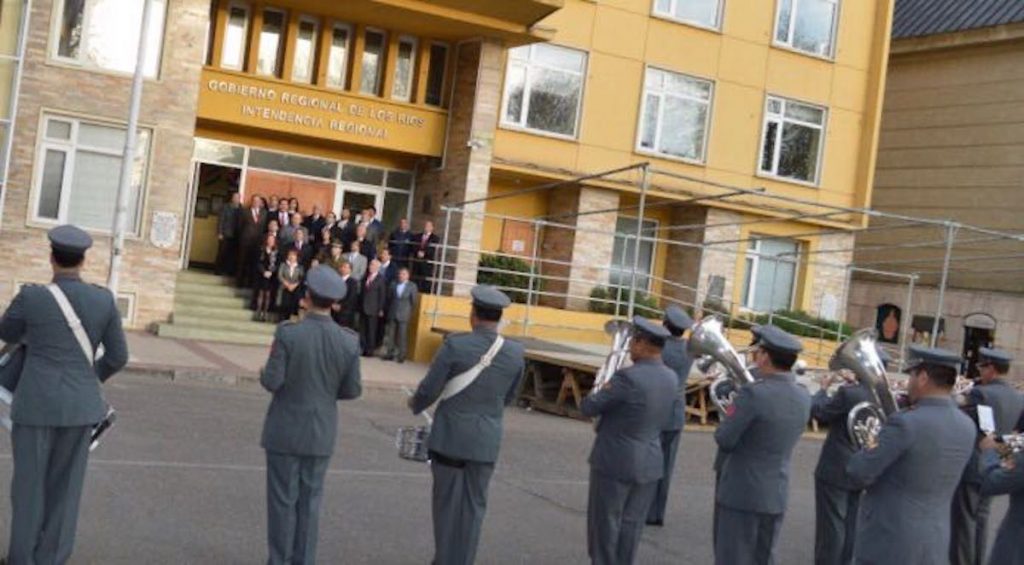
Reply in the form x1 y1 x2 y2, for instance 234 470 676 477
396 425 431 462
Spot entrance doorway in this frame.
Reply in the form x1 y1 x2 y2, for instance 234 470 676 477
188 163 241 268
341 188 380 218
246 170 336 216
962 312 997 379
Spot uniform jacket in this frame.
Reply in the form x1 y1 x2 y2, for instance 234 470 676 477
0 275 129 426
411 327 525 463
360 272 387 317
260 314 362 457
962 379 1024 484
661 337 693 431
846 397 975 565
217 203 240 239
386 281 418 322
714 372 811 514
980 449 1024 565
582 358 677 484
811 383 873 490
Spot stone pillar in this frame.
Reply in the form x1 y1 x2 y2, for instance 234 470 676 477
809 232 855 321
661 205 707 308
415 39 503 297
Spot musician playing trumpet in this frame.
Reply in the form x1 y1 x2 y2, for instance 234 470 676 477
977 432 1024 565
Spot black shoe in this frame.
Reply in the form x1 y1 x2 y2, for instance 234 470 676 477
397 358 405 364
646 519 664 527
381 355 395 361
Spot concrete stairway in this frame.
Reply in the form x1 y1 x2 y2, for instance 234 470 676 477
157 270 275 346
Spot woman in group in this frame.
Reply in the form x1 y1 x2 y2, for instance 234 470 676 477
254 234 279 322
277 247 305 322
288 198 300 215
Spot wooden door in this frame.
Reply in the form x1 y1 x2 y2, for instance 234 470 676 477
244 170 336 216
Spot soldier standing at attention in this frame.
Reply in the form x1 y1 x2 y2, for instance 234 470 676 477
260 265 362 565
408 286 524 565
714 325 811 565
0 225 129 565
846 346 976 565
951 347 1022 565
646 306 694 527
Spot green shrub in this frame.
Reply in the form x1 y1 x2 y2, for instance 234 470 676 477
588 286 661 318
476 254 536 304
744 309 853 342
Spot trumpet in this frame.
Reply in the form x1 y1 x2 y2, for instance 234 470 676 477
591 319 633 395
688 316 755 412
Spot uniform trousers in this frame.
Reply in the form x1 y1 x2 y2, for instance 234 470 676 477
430 454 494 565
265 451 331 565
714 504 784 565
587 469 658 565
814 478 860 565
647 429 681 524
950 480 990 565
8 425 91 565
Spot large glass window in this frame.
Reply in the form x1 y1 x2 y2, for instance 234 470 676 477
775 0 839 58
220 3 249 70
291 17 318 83
653 0 722 30
391 36 417 102
256 8 285 77
501 43 587 138
638 67 713 162
759 95 826 184
249 149 337 179
610 217 657 290
424 43 448 106
55 0 167 77
34 115 150 233
360 29 386 96
742 237 800 312
326 24 351 89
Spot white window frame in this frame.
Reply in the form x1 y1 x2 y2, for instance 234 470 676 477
610 215 658 292
499 43 588 141
256 7 287 78
290 15 319 84
220 2 251 71
635 66 714 164
742 237 800 312
773 0 841 60
30 114 150 236
325 22 353 90
359 27 388 96
50 0 167 78
390 35 418 102
651 0 724 32
757 95 827 186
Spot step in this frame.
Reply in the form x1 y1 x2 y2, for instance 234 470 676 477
156 323 274 346
175 293 251 310
176 270 234 285
170 315 277 335
175 281 251 299
172 304 258 322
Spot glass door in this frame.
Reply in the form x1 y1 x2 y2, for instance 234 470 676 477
337 186 381 218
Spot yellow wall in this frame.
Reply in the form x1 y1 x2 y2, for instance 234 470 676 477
481 180 551 252
0 0 23 121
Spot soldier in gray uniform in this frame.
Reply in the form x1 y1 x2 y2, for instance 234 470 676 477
951 347 1022 565
714 324 811 565
810 350 885 565
977 436 1024 565
0 225 129 565
260 265 362 565
582 317 676 565
847 345 976 565
646 306 694 527
408 286 525 565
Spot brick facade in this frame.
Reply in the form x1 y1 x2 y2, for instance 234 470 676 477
0 0 207 329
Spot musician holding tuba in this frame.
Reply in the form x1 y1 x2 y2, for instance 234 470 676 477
845 346 975 565
977 422 1024 565
713 325 810 565
581 316 676 565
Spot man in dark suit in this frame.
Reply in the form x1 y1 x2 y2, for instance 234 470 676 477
303 205 326 249
291 228 315 270
355 224 376 262
847 346 976 565
362 206 384 244
388 217 415 268
260 266 362 565
378 248 397 286
237 195 267 288
274 199 291 234
714 325 811 565
215 192 241 276
414 220 440 293
409 286 525 565
1 225 129 565
582 317 677 565
333 208 356 250
383 267 418 363
331 261 360 330
359 259 387 356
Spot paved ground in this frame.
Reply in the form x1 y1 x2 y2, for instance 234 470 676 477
0 373 1007 564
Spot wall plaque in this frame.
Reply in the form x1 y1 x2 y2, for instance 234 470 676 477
150 211 179 249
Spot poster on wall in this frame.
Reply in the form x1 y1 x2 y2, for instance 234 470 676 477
875 303 902 344
150 211 179 249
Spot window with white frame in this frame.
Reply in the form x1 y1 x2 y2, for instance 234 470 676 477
326 24 351 89
54 0 167 77
391 36 417 102
220 3 249 70
742 237 800 312
759 95 826 184
34 115 150 234
775 0 839 58
291 17 319 83
638 67 713 162
359 29 387 96
256 8 286 77
609 217 657 290
502 43 587 138
652 0 722 30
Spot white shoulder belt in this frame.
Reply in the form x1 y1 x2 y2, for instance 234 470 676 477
439 335 505 401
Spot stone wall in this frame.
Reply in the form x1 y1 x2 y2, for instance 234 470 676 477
0 0 207 329
697 208 743 313
809 232 855 320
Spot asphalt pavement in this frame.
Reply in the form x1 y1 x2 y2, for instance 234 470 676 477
0 373 1007 564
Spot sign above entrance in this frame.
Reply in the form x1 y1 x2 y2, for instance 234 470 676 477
197 69 446 157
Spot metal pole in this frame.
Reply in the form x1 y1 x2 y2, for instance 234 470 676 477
523 219 541 337
107 0 153 294
0 0 33 230
767 253 779 324
901 275 916 369
930 222 958 347
431 208 453 329
627 164 649 319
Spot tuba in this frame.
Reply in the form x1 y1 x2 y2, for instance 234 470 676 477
832 328 898 450
591 319 633 395
688 316 755 412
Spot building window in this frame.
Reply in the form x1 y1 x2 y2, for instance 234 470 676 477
54 0 167 77
34 116 151 234
291 17 318 83
610 217 657 290
326 24 351 89
360 29 387 96
759 95 826 184
501 43 587 138
424 43 448 106
256 8 285 77
775 0 839 58
742 237 800 312
220 3 249 70
391 36 417 102
638 67 713 162
652 0 722 30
